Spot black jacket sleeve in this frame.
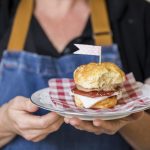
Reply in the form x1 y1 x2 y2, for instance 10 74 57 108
145 1 150 80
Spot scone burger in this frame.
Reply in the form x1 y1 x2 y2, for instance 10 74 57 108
71 62 125 109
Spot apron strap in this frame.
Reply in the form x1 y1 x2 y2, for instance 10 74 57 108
7 0 34 51
8 0 111 51
89 0 113 45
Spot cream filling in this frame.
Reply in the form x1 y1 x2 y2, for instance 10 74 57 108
70 91 121 108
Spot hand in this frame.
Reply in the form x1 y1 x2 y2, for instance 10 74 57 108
2 96 63 142
64 112 143 135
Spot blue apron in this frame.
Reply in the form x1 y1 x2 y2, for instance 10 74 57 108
0 48 132 150
0 0 132 149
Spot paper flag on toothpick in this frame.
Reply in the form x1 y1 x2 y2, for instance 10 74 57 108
74 44 101 56
74 44 102 63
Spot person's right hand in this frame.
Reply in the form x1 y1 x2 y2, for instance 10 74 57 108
1 96 63 142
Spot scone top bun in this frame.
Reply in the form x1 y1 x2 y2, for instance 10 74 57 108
74 62 125 91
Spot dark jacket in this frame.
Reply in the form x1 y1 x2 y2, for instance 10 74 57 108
0 0 150 82
107 0 150 82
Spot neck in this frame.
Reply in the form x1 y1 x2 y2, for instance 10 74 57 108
35 0 78 18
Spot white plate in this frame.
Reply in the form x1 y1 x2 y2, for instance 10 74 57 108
31 88 150 120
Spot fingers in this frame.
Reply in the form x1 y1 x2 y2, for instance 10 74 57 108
34 112 63 129
38 118 64 134
72 118 123 135
10 97 63 129
26 100 39 113
13 111 63 141
31 134 48 142
93 118 130 135
64 118 103 134
93 119 119 135
4 96 64 142
15 112 63 130
64 112 144 135
18 118 64 142
92 112 144 135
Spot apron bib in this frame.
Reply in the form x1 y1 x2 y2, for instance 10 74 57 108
0 51 131 150
0 0 132 150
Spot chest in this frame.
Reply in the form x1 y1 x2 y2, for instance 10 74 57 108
34 5 90 52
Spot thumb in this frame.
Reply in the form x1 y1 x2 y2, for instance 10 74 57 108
12 96 39 113
26 100 39 113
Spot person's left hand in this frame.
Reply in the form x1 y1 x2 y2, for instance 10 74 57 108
64 112 143 135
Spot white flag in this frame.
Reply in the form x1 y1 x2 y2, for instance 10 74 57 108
74 44 101 56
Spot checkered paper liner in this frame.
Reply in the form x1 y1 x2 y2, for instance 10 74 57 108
48 73 150 114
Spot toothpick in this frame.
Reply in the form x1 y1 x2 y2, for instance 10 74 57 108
99 47 102 63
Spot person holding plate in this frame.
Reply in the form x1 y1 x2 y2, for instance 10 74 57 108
0 0 150 150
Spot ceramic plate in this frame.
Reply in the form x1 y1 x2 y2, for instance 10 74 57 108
31 87 150 120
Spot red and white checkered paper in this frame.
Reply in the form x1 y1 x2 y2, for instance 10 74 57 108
48 73 150 114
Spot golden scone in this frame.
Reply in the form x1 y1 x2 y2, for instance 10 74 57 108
74 62 125 91
72 62 125 109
